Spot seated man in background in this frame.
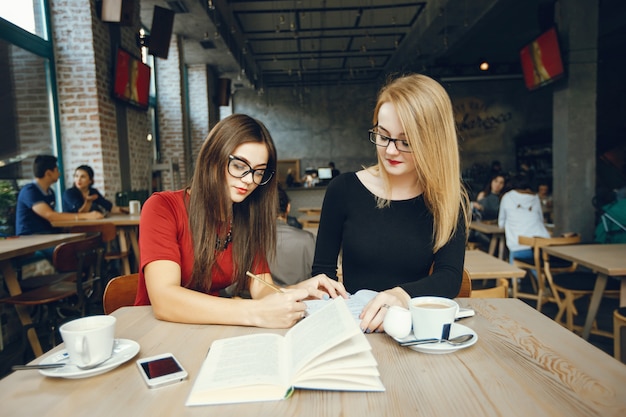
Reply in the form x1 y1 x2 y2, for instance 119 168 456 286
16 155 103 238
270 186 316 286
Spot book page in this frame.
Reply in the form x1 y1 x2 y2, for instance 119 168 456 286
286 297 360 374
303 289 378 324
190 333 287 390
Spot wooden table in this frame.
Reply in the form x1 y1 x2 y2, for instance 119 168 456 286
51 214 140 274
469 221 506 259
2 299 625 416
0 233 85 356
298 214 320 228
297 207 322 215
464 249 526 296
542 243 626 340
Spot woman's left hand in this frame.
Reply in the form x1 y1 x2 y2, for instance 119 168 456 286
290 274 348 300
359 287 410 333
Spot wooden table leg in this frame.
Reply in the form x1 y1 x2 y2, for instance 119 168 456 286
0 260 43 357
127 227 139 273
621 278 626 307
116 230 131 275
582 273 608 340
488 236 497 257
497 236 505 260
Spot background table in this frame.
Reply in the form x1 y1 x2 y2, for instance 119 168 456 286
1 299 625 416
469 221 506 259
464 249 526 295
0 233 85 356
51 214 140 274
542 243 626 340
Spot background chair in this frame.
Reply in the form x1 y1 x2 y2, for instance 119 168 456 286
614 307 626 363
68 223 129 279
512 235 581 311
471 278 509 298
0 233 104 354
543 252 620 337
457 268 472 298
102 273 139 314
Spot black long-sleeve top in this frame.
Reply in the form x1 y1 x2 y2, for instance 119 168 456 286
312 173 466 298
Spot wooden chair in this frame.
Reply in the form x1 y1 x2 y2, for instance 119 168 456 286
614 307 626 363
456 268 472 298
542 251 620 337
472 278 509 298
102 273 139 314
512 235 581 311
0 234 104 352
68 223 129 275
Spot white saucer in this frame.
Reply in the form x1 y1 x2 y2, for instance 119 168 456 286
393 323 478 354
39 339 140 379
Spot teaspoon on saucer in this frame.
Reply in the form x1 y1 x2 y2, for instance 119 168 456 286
399 333 474 347
12 363 66 371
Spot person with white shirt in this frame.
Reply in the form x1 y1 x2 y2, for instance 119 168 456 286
498 174 550 263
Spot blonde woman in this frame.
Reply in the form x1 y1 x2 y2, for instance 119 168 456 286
312 74 470 333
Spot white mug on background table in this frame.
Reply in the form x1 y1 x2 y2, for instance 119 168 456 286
129 200 141 215
59 315 116 369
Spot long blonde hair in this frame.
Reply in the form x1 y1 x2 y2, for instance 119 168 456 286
371 74 469 251
187 114 278 294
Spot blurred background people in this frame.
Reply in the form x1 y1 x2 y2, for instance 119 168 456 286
498 174 549 264
269 186 316 286
63 164 124 215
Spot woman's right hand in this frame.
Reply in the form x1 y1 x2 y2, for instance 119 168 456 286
84 211 104 219
251 288 309 328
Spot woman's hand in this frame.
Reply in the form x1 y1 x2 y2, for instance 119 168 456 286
84 211 104 220
359 287 410 333
250 288 310 328
290 274 348 300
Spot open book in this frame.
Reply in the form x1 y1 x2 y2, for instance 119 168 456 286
304 289 378 325
186 297 385 406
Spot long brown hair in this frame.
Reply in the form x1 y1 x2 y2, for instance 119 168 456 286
187 114 278 294
370 74 470 251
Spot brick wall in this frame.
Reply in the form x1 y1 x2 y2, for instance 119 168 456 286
187 64 211 177
155 36 186 189
50 0 152 201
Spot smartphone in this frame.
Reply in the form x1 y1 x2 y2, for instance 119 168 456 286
136 353 188 388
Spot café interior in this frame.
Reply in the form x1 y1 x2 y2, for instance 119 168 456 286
0 0 625 413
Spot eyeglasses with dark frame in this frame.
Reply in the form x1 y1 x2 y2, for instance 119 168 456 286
228 155 274 186
368 128 412 153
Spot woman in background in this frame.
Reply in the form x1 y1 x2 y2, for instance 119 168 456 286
312 74 470 333
498 174 550 263
63 165 123 214
136 114 346 327
473 173 506 221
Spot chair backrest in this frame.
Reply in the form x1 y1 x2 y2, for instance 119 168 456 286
52 233 104 314
472 278 509 298
68 223 117 243
456 268 472 298
515 234 581 276
103 273 139 314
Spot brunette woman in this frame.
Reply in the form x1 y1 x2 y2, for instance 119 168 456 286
136 114 346 327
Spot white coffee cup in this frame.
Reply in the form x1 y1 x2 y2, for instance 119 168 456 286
383 306 412 339
129 200 141 215
59 315 116 369
409 296 459 340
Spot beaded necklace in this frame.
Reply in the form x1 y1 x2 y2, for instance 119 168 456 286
215 219 232 251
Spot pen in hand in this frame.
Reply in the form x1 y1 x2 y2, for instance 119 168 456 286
246 271 284 293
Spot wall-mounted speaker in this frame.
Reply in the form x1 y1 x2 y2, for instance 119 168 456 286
148 6 175 59
101 0 134 26
218 78 231 106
